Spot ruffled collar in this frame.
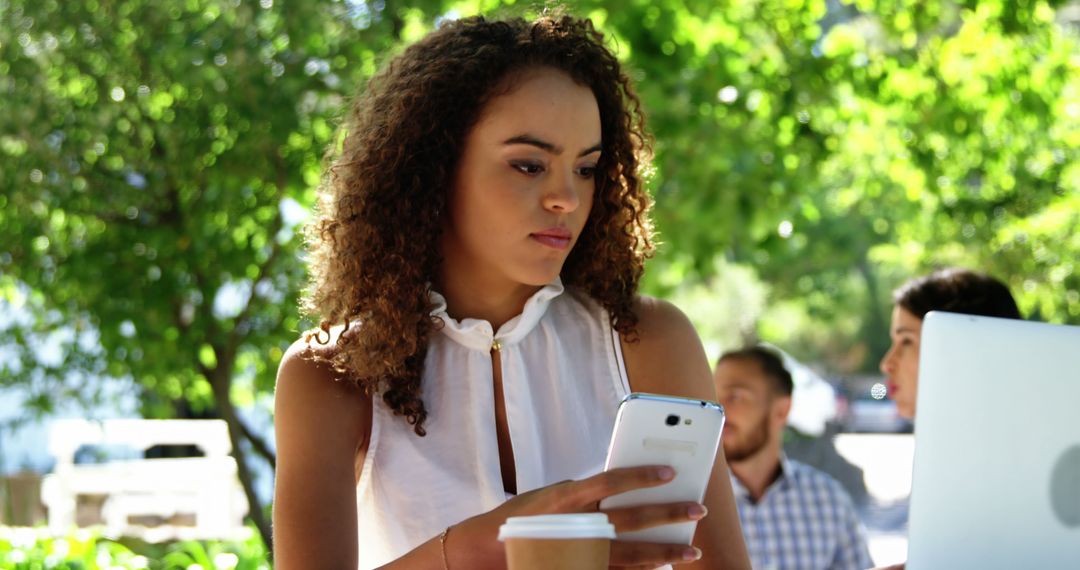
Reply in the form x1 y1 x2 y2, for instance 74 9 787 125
429 278 565 352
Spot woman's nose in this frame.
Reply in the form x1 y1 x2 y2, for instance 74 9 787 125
879 347 895 375
542 172 581 213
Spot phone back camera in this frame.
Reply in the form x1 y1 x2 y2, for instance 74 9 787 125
665 414 680 426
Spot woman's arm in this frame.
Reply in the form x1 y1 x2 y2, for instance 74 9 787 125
273 337 371 569
621 296 753 570
275 336 473 570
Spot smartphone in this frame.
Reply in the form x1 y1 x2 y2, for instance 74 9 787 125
598 392 725 545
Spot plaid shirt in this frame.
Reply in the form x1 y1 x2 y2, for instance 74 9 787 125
731 457 873 570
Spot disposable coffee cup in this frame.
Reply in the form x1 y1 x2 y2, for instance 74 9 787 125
498 513 616 570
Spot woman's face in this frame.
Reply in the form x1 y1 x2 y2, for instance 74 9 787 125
880 305 923 419
440 67 600 292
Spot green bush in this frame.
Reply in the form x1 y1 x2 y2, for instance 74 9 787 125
0 528 270 570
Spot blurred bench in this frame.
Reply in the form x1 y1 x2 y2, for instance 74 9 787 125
40 419 249 541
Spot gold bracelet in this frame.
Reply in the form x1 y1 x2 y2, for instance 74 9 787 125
439 525 452 570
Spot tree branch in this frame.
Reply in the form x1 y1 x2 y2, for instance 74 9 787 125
237 415 277 470
211 374 274 554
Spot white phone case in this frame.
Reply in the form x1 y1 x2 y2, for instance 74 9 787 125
598 393 725 545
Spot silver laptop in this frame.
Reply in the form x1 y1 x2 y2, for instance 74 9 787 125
907 311 1080 569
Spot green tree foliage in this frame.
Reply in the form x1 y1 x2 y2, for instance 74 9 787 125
592 0 1080 366
0 0 411 548
2 0 1077 551
0 526 268 569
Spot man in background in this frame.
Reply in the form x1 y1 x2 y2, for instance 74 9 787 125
715 346 873 570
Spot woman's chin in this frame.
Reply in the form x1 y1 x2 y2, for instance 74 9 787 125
514 265 565 287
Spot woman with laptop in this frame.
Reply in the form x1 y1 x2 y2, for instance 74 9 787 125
872 267 1022 570
879 267 1021 419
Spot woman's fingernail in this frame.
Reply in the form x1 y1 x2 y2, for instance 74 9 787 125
683 546 702 561
688 504 707 519
657 467 675 480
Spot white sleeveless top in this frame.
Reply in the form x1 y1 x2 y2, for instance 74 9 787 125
355 278 632 569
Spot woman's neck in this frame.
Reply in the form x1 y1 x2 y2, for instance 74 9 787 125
436 272 543 331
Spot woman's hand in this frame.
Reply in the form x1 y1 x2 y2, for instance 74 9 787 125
447 465 706 569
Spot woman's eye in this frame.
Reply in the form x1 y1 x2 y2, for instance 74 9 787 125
511 161 544 175
576 165 597 178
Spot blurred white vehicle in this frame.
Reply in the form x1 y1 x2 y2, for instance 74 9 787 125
844 383 913 433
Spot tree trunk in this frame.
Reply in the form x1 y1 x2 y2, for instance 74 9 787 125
857 256 890 368
209 370 274 555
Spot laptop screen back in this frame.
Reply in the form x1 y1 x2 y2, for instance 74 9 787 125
907 311 1080 569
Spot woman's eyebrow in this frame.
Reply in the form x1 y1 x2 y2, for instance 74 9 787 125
577 143 603 157
502 134 602 157
503 134 560 154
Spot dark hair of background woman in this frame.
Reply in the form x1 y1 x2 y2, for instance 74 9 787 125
893 267 1022 320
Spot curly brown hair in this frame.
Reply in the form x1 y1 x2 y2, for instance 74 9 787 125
303 13 655 435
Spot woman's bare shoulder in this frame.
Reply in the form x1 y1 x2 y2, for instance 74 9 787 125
626 296 702 349
275 325 371 448
281 323 354 367
621 295 714 400
278 324 365 390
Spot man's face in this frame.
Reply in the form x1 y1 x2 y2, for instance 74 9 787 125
713 358 790 463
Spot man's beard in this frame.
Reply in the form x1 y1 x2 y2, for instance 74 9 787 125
723 411 771 463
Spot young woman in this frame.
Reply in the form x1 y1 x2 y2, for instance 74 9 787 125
272 13 751 570
880 267 1022 419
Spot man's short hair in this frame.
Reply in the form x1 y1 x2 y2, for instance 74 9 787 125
717 346 794 397
893 267 1021 320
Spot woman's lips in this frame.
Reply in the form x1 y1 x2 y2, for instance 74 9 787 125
531 228 572 250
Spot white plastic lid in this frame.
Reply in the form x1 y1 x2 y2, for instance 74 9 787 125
498 513 616 541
